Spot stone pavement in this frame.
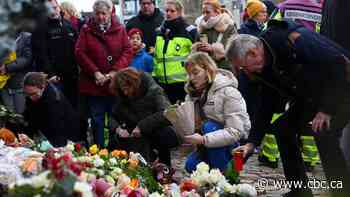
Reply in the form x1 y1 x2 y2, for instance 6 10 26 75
171 145 331 197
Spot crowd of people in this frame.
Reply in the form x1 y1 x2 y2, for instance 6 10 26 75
1 0 349 196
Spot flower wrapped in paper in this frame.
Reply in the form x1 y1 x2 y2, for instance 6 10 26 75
164 101 195 140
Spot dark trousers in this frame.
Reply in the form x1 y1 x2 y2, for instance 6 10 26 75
149 126 179 166
159 82 186 104
272 98 350 197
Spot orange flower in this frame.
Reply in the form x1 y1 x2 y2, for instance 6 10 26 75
129 178 139 189
111 150 128 158
99 149 109 157
120 150 128 158
0 128 17 145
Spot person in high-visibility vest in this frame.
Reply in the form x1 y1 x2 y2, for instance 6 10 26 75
153 0 197 104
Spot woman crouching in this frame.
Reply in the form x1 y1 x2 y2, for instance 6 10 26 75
183 52 251 172
109 68 179 165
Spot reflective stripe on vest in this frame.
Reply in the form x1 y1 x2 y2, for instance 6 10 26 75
260 113 284 161
301 135 320 166
153 36 192 84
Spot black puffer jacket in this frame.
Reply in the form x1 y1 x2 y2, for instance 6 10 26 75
23 83 80 147
111 72 171 135
31 18 78 78
126 8 164 51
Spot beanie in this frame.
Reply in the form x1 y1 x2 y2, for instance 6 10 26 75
246 0 266 18
128 28 143 40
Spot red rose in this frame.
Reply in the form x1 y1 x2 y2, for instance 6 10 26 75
75 144 82 153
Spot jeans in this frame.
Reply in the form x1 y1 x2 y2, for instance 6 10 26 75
185 120 239 173
1 88 25 114
86 96 114 147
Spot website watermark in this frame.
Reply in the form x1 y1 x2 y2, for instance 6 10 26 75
257 178 343 190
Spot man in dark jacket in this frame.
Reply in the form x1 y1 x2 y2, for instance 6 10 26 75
31 0 79 108
126 0 164 53
23 72 81 147
0 32 33 114
227 20 350 197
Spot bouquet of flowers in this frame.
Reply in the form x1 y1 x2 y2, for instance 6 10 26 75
164 101 195 140
168 162 257 197
7 148 94 197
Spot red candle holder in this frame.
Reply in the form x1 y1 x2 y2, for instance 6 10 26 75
233 150 244 172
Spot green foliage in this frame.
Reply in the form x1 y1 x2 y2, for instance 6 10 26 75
224 160 240 184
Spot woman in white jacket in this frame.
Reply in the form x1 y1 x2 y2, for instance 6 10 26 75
183 52 250 172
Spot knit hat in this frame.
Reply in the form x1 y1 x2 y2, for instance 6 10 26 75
128 28 143 40
246 0 266 18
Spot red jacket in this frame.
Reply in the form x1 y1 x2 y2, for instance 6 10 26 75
75 18 132 96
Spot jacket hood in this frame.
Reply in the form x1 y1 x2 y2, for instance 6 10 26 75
211 69 238 91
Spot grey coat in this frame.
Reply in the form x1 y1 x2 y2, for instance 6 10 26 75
5 32 32 89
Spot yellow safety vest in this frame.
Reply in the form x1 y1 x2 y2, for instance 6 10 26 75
153 36 192 84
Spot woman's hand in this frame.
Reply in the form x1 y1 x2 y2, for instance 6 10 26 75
116 127 129 138
197 43 213 53
94 71 107 86
184 133 205 145
232 143 255 159
131 126 142 138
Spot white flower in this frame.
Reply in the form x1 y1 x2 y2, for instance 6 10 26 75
31 171 50 188
93 157 105 167
208 169 225 185
219 181 238 194
105 175 115 185
66 143 75 151
191 171 210 186
109 158 117 166
16 171 50 188
97 169 105 176
74 181 93 197
111 168 123 180
149 192 165 197
78 156 92 163
237 183 257 197
196 162 209 174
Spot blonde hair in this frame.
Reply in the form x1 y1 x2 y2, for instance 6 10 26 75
60 1 81 18
203 1 223 14
165 0 184 16
185 52 217 83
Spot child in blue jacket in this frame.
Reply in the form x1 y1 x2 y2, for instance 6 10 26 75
128 28 154 73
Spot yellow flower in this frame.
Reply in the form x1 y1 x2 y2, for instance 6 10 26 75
89 144 99 155
99 149 109 157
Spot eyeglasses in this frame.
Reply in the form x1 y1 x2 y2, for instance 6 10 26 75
166 9 177 13
24 91 40 98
